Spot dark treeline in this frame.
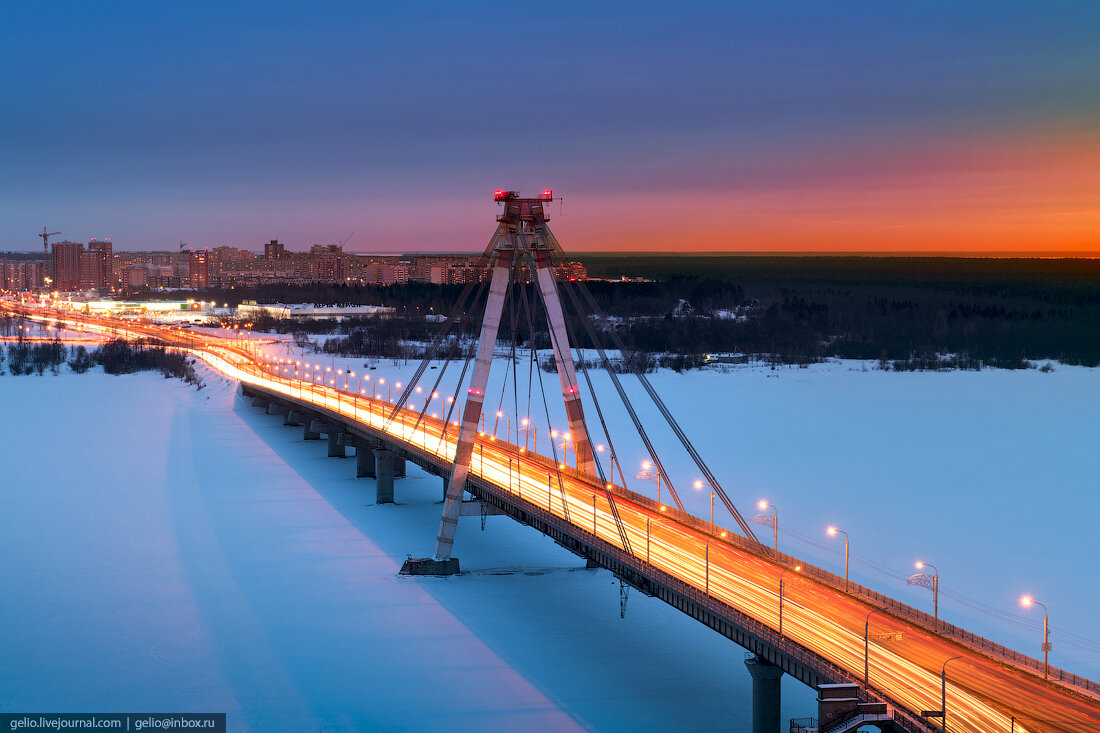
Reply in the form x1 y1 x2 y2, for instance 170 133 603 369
569 256 1100 368
1 337 203 386
318 316 464 361
198 256 1100 369
169 282 465 314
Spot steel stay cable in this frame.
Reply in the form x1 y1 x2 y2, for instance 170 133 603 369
557 280 687 513
436 351 474 457
559 288 635 556
403 272 492 441
386 274 488 431
572 281 759 545
404 316 468 440
492 268 523 438
384 238 496 431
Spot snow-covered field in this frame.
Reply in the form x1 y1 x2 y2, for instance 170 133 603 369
2 345 1097 730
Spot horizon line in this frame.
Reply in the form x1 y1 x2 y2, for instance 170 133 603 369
2 248 1099 259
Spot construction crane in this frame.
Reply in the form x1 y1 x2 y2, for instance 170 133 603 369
38 228 60 288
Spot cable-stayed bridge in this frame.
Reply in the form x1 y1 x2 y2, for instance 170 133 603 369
5 192 1099 733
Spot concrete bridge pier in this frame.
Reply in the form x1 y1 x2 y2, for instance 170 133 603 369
303 416 321 441
265 401 284 416
373 448 395 504
744 654 783 733
327 429 345 458
251 395 269 409
393 454 406 477
356 439 377 478
284 409 304 426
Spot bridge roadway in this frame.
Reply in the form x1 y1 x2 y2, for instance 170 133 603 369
8 303 1100 733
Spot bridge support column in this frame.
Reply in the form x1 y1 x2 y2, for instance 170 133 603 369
356 440 376 478
393 455 406 478
284 409 303 426
327 430 345 458
265 401 283 416
374 448 394 504
744 654 783 733
251 396 269 409
303 416 321 441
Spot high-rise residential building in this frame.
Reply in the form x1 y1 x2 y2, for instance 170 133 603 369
51 241 84 291
188 249 209 289
120 266 148 289
85 239 114 290
79 250 100 290
264 239 286 260
0 261 42 291
379 263 411 285
308 244 345 281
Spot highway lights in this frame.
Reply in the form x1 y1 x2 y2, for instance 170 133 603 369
828 526 850 592
1020 596 1051 679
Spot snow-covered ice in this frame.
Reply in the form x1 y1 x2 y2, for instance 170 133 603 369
2 341 1098 730
0 369 817 730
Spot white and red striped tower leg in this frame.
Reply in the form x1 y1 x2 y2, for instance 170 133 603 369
531 249 596 475
434 249 514 560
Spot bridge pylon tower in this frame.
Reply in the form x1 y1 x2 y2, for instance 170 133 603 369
430 189 597 567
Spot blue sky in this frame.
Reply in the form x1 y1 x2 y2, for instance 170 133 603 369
3 2 1098 252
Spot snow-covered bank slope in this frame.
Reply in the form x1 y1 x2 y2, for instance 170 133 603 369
0 370 814 731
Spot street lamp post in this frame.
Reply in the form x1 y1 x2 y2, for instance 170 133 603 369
909 561 939 629
1021 596 1051 679
941 655 963 733
864 606 890 684
519 418 530 451
636 461 662 505
694 480 715 525
557 433 572 467
779 564 801 635
755 500 778 553
827 526 850 592
495 410 511 443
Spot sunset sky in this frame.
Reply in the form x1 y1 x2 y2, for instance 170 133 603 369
3 2 1098 253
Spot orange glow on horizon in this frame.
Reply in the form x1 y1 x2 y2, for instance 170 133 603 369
556 131 1100 254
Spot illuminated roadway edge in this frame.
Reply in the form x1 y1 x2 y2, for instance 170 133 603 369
8 303 1100 733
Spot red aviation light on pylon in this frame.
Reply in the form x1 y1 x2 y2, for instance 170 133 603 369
539 190 553 201
493 190 519 202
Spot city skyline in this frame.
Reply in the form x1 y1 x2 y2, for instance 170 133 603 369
4 2 1099 253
